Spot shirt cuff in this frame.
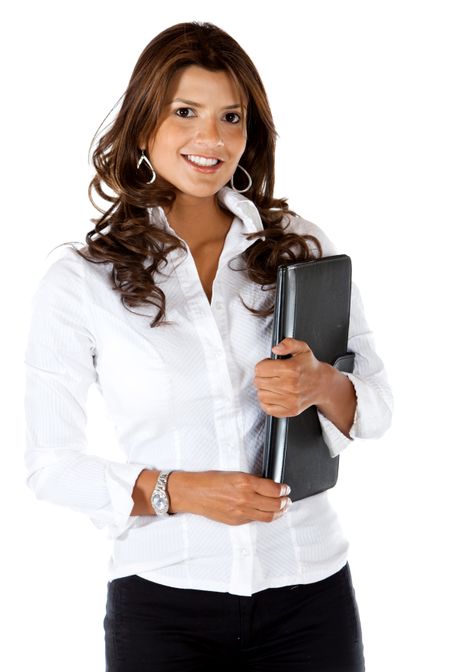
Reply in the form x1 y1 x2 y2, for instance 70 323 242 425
317 371 360 458
89 462 149 541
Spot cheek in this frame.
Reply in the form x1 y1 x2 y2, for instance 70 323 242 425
149 121 187 154
227 128 247 154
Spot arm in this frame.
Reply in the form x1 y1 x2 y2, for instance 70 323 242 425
287 216 394 457
316 276 394 457
24 248 290 533
131 469 190 515
23 248 154 540
315 363 358 439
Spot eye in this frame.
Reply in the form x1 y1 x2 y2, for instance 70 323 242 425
175 107 195 118
225 112 241 124
174 107 242 123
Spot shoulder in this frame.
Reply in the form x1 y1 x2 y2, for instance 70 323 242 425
282 212 339 257
35 242 112 291
38 243 86 281
29 244 90 308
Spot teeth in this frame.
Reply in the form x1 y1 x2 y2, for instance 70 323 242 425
185 154 220 167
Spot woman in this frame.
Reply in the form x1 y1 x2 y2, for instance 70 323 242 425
24 21 393 672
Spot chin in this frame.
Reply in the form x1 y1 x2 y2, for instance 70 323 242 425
177 185 223 199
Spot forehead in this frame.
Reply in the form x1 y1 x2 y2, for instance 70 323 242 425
166 65 247 105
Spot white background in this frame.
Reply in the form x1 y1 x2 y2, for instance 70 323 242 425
3 1 449 669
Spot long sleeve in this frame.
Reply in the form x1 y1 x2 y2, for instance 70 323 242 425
290 216 394 458
317 277 394 457
23 248 149 540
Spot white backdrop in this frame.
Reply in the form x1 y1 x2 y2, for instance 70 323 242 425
3 1 449 670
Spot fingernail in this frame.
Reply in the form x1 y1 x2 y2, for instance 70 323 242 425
281 496 293 510
282 485 291 496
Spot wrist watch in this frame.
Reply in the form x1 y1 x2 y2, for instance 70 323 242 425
150 471 174 516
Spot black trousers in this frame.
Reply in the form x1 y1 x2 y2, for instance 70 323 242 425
104 562 365 671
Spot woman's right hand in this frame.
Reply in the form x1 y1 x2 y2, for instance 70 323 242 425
169 470 292 525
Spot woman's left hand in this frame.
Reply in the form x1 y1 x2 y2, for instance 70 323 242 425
253 337 329 418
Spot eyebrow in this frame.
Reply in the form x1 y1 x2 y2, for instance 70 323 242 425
170 97 245 110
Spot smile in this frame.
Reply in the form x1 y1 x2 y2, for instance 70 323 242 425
181 154 224 173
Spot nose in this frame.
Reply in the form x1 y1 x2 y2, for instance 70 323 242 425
195 117 224 147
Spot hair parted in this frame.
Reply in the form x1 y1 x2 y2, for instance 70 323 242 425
58 21 323 328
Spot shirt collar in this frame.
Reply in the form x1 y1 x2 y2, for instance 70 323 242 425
147 186 266 241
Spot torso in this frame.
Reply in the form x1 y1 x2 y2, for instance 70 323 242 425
190 238 227 304
180 212 234 305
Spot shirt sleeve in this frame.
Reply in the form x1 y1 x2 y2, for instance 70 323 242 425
288 215 394 458
23 247 151 540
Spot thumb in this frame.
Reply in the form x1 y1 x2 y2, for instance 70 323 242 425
272 337 309 355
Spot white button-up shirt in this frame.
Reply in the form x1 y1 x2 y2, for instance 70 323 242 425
23 186 393 596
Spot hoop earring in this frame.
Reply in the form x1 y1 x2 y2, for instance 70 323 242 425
230 164 252 193
137 149 156 184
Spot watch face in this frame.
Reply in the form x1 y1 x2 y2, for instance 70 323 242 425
152 492 168 513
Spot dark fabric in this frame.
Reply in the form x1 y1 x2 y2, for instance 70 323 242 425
104 562 365 671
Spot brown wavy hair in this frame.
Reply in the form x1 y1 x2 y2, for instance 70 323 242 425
59 21 323 328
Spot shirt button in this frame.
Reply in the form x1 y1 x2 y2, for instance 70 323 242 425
241 548 249 556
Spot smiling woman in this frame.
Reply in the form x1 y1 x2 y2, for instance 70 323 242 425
140 65 249 273
23 19 392 672
55 21 325 329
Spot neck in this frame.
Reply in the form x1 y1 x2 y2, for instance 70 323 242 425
164 191 232 243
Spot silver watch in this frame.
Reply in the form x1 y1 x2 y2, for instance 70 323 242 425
150 471 174 516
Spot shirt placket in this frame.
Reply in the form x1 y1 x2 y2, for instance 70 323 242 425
168 218 262 596
170 246 242 472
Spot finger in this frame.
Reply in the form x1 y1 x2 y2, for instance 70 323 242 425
256 382 298 398
251 475 290 498
252 493 292 513
254 372 299 386
254 359 294 377
245 496 293 523
257 389 292 410
273 338 311 356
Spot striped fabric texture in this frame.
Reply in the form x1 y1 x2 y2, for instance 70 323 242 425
23 186 393 596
